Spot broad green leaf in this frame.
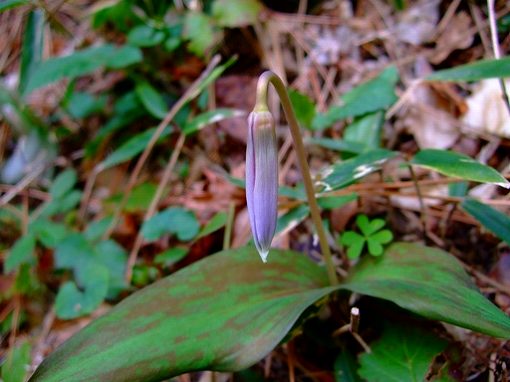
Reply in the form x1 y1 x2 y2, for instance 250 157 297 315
98 127 172 170
448 181 468 197
54 233 92 270
19 9 44 95
141 207 200 242
39 190 82 218
28 246 332 382
461 198 510 245
127 25 165 47
24 44 142 95
358 325 447 382
49 168 77 199
0 0 29 12
154 247 188 267
135 81 168 119
288 89 316 129
343 242 510 338
411 149 509 189
183 12 217 57
427 57 510 82
183 108 245 136
312 66 398 130
29 244 510 381
196 211 228 239
5 234 36 273
319 149 398 191
1 341 31 382
212 0 261 27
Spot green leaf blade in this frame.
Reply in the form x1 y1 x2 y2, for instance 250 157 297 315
411 149 509 188
342 242 510 338
461 198 510 245
427 57 510 82
29 247 332 382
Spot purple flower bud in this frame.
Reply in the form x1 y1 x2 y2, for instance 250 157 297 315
246 110 278 262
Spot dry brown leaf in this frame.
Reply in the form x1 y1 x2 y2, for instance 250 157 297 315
430 11 473 64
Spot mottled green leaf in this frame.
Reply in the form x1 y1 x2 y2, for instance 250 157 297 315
411 149 509 188
317 193 358 210
29 243 510 382
29 247 332 382
24 44 142 95
275 205 309 235
427 57 510 82
320 149 397 191
358 325 447 382
343 242 510 338
461 198 510 245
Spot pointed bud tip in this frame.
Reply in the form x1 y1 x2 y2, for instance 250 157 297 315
258 249 269 263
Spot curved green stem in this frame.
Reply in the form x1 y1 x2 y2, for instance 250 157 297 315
255 71 338 285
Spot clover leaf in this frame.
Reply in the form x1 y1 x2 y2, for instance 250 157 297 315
340 214 393 259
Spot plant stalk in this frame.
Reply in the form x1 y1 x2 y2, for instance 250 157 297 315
255 71 338 285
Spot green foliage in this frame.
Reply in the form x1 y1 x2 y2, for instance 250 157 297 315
343 243 510 338
288 89 316 129
275 205 310 235
135 81 168 119
63 91 107 119
4 234 36 273
212 0 262 27
29 243 510 381
154 247 188 267
183 108 245 135
19 9 44 95
24 44 142 95
411 149 509 188
98 127 172 170
358 325 447 382
461 198 510 246
334 351 362 382
183 12 217 57
196 211 228 239
1 341 31 382
427 57 510 82
319 149 397 191
141 207 200 242
312 66 399 130
343 111 384 151
340 214 393 259
0 0 29 12
127 24 165 47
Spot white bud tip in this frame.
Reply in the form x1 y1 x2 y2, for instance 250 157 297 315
259 250 269 263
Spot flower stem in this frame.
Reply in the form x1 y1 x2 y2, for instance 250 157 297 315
255 71 338 285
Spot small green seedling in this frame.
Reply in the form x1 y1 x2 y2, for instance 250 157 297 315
340 214 393 259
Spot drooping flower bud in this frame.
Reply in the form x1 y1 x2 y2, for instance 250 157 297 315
246 109 278 262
